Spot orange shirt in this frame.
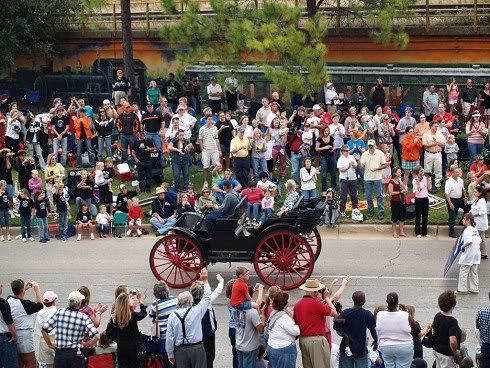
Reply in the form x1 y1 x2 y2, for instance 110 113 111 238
401 135 423 161
414 122 430 139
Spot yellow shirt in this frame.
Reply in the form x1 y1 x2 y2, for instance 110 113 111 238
230 136 251 158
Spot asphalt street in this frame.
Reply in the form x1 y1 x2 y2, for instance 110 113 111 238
1 232 488 367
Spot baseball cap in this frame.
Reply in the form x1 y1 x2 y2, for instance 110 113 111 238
367 139 376 146
176 105 185 111
312 104 322 110
210 76 216 81
68 291 85 303
472 110 481 117
326 82 333 87
43 291 58 303
117 69 123 74
103 99 111 105
119 184 126 190
270 102 280 108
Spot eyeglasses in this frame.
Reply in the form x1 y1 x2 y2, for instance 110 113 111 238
420 116 426 119
342 150 349 152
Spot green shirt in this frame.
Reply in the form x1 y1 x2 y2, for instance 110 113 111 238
147 88 160 105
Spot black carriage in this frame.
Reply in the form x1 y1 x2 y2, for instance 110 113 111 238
148 195 326 290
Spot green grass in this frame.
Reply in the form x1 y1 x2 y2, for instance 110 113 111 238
6 160 453 227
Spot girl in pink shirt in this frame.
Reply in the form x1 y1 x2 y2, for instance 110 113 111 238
412 165 431 238
241 182 263 226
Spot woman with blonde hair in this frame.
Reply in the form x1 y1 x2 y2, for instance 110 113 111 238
251 128 268 182
261 285 281 321
147 80 161 107
44 153 65 212
107 291 147 368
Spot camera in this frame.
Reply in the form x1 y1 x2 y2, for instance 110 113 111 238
129 289 137 296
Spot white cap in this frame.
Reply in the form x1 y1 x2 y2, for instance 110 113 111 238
68 291 85 303
103 99 111 105
312 104 322 110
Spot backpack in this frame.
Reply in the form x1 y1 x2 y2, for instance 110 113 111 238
263 311 286 345
66 224 76 238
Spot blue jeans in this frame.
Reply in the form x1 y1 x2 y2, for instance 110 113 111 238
53 136 68 166
302 189 317 200
468 143 484 163
120 133 135 163
251 157 268 183
76 197 98 217
189 96 201 116
172 160 190 193
96 224 109 235
246 203 261 221
214 191 226 204
28 143 46 171
446 197 464 235
290 152 303 182
237 348 258 368
150 216 177 235
146 132 165 165
20 215 31 239
229 328 238 368
136 160 153 192
267 343 297 368
260 208 272 223
339 349 368 368
204 210 223 236
97 136 112 161
58 211 68 239
38 216 48 241
76 138 95 167
379 343 413 368
481 343 490 368
364 179 384 214
0 334 18 368
320 155 337 191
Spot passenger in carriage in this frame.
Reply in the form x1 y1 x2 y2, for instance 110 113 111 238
204 180 240 236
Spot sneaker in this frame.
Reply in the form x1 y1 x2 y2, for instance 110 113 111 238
345 347 353 357
9 211 15 219
90 233 95 240
126 229 132 237
0 235 3 241
7 234 11 241
377 212 384 220
29 237 35 242
468 290 479 294
22 238 27 243
368 211 374 217
449 233 458 238
417 235 421 238
425 234 431 238
245 218 250 226
252 219 257 226
136 229 142 237
340 211 346 217
454 290 468 295
40 239 47 243
77 234 82 241
62 237 66 241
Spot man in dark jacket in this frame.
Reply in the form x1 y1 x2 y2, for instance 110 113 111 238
204 180 240 236
116 101 140 163
131 130 156 193
142 103 165 166
95 107 114 161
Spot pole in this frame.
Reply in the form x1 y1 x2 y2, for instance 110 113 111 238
146 2 150 35
425 0 430 32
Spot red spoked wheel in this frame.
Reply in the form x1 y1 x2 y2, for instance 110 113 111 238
149 233 203 288
303 227 322 260
254 230 314 290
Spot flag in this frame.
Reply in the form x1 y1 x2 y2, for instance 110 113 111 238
444 234 464 276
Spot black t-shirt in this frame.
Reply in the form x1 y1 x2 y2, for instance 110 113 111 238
112 76 131 92
151 196 177 219
142 111 164 133
77 178 94 200
35 198 49 218
216 120 234 146
316 136 335 158
412 321 423 358
461 87 478 103
77 211 92 223
480 90 490 109
51 115 70 136
0 192 9 210
16 162 35 189
433 312 461 356
54 194 68 213
131 138 154 161
0 297 13 329
17 196 34 217
116 190 137 213
0 159 13 185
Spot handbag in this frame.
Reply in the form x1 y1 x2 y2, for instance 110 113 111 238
150 301 160 339
87 353 116 368
421 328 434 348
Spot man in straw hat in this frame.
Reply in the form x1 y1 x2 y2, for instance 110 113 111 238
150 187 177 236
293 278 337 368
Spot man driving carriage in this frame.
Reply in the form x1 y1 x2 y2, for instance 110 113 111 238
204 180 240 236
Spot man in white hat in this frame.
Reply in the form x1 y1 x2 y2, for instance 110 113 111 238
294 278 337 368
42 291 99 368
360 140 387 219
150 187 177 236
323 83 339 115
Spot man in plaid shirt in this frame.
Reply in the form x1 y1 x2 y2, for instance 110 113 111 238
477 293 490 368
41 290 99 368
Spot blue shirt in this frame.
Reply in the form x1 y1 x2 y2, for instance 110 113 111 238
199 115 218 128
335 307 376 358
347 139 365 156
216 177 240 190
79 106 93 118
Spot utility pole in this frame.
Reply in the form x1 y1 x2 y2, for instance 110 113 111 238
121 0 135 89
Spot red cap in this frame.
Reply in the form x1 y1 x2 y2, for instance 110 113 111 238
383 106 391 113
270 102 280 108
117 69 123 74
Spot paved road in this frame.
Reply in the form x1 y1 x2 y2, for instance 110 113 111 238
1 233 488 366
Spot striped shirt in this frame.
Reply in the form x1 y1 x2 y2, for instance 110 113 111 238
149 296 178 337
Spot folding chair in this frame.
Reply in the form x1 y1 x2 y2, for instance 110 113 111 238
111 211 128 237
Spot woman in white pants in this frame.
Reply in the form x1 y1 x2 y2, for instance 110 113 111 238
470 185 488 259
456 213 481 294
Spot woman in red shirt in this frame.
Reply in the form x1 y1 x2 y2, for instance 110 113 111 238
469 155 488 180
127 197 143 237
241 182 263 226
388 167 407 238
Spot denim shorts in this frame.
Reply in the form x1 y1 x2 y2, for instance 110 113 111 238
6 184 14 198
0 208 9 227
235 300 252 310
16 329 34 353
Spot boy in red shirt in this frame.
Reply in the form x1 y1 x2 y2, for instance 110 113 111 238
127 197 143 237
230 266 260 311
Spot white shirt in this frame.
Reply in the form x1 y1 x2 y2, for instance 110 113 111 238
324 87 337 104
198 125 219 152
34 306 57 336
459 225 481 266
360 149 386 181
266 311 300 349
337 155 357 180
207 84 223 100
376 310 412 347
445 177 464 198
265 140 273 161
470 198 488 231
94 170 105 185
174 113 197 140
300 167 318 190
96 212 111 225
266 112 279 127
6 118 21 140
329 123 346 149
331 343 340 368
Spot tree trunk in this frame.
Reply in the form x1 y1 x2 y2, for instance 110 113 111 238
121 0 135 90
306 0 317 17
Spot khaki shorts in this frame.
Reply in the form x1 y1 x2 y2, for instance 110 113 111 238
16 329 34 354
38 335 55 364
201 150 220 169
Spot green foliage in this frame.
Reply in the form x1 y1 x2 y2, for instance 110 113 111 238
0 0 91 70
161 0 329 95
350 0 416 49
